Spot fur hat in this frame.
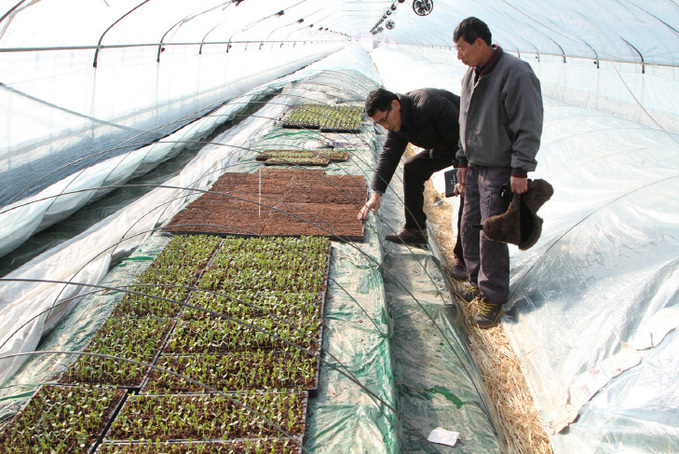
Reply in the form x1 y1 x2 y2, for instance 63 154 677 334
482 179 554 250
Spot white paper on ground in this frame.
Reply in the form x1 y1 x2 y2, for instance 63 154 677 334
427 427 460 446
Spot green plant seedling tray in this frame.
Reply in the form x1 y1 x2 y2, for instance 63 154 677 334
0 384 127 454
57 317 177 390
104 391 308 444
263 157 330 166
141 350 319 395
95 437 303 453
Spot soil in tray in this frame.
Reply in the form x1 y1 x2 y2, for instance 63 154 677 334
143 350 317 394
163 169 366 240
96 438 301 453
0 385 126 454
106 392 307 442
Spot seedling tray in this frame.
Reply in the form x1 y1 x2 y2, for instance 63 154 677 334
181 290 324 322
95 437 303 453
104 391 308 444
0 384 127 454
319 126 361 133
162 169 366 241
281 104 363 133
141 350 319 395
58 316 177 390
256 149 350 164
263 156 330 166
2 235 334 452
162 316 322 355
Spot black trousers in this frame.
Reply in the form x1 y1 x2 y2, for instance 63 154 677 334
403 150 464 262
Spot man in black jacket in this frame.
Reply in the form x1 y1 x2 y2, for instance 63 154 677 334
358 87 466 277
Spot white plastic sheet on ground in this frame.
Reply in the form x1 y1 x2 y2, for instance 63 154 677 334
505 95 679 452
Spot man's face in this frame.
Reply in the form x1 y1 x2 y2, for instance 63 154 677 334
370 99 402 132
454 37 483 67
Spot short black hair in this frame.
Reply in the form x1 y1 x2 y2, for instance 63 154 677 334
453 17 492 46
365 88 398 117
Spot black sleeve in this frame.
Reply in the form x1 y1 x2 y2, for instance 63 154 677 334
371 132 408 194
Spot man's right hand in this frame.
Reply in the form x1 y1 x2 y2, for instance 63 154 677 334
455 167 467 196
358 193 382 221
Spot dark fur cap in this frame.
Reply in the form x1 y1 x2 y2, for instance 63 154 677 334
483 179 554 250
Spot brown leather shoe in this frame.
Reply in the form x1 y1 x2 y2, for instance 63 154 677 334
385 228 428 244
448 257 469 281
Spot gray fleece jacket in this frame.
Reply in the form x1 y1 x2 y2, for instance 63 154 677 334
457 46 543 177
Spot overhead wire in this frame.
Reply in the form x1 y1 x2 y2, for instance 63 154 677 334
577 0 679 147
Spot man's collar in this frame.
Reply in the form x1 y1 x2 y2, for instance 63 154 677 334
396 93 411 132
474 45 501 78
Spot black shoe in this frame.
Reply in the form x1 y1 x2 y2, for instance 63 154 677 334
455 284 479 302
385 228 428 244
448 258 468 281
471 295 503 329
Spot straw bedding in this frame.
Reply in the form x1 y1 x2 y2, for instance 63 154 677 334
416 150 553 454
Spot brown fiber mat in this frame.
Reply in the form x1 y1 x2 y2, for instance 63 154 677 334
163 169 367 241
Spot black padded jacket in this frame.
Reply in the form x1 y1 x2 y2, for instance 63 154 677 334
371 88 460 194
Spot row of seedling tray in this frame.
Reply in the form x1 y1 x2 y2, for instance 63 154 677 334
281 104 363 133
0 234 331 453
256 149 350 167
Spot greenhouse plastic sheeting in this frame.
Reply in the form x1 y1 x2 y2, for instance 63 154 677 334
3 1 679 449
370 45 679 452
2 1 676 65
0 46 372 385
376 180 501 452
504 96 679 453
0 46 340 259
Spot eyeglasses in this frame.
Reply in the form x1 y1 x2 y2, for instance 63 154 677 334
376 108 391 127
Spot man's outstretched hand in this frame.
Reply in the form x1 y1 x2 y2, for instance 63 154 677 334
358 193 382 221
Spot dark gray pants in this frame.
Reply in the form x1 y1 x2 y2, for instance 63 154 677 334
461 166 512 305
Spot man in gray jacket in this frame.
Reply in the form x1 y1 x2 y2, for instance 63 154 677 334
453 17 543 328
